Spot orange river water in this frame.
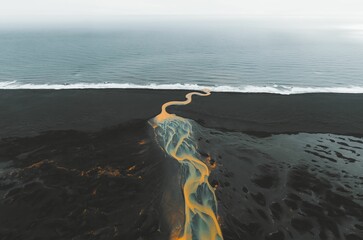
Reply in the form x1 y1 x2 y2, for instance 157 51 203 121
150 90 223 240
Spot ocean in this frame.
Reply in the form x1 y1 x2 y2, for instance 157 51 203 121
0 17 363 94
1 18 363 240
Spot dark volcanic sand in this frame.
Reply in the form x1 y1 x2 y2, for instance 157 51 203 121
0 121 171 240
0 89 362 240
1 90 363 137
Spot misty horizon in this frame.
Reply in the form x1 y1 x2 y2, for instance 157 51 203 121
1 0 363 26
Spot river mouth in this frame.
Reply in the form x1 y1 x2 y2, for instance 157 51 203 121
151 90 223 240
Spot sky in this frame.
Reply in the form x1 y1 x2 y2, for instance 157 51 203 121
1 0 363 24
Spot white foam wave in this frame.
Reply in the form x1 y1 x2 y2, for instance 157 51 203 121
1 81 363 95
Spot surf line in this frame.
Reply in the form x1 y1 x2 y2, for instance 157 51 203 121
150 89 223 240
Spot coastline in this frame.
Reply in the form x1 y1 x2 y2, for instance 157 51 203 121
1 89 363 138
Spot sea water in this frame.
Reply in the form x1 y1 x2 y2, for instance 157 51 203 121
0 17 363 94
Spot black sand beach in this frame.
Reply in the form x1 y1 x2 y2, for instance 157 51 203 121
0 89 362 240
1 89 363 138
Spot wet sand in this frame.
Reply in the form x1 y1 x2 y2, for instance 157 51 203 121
0 89 362 240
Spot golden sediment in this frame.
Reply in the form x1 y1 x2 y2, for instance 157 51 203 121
151 89 223 240
154 89 211 123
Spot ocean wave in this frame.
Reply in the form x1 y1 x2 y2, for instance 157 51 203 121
1 81 363 95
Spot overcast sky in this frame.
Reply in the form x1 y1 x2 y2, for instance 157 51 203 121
1 0 363 23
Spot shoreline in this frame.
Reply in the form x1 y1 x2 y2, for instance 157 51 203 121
1 89 363 138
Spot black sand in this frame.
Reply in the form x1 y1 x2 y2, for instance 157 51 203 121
0 89 362 240
1 90 363 137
